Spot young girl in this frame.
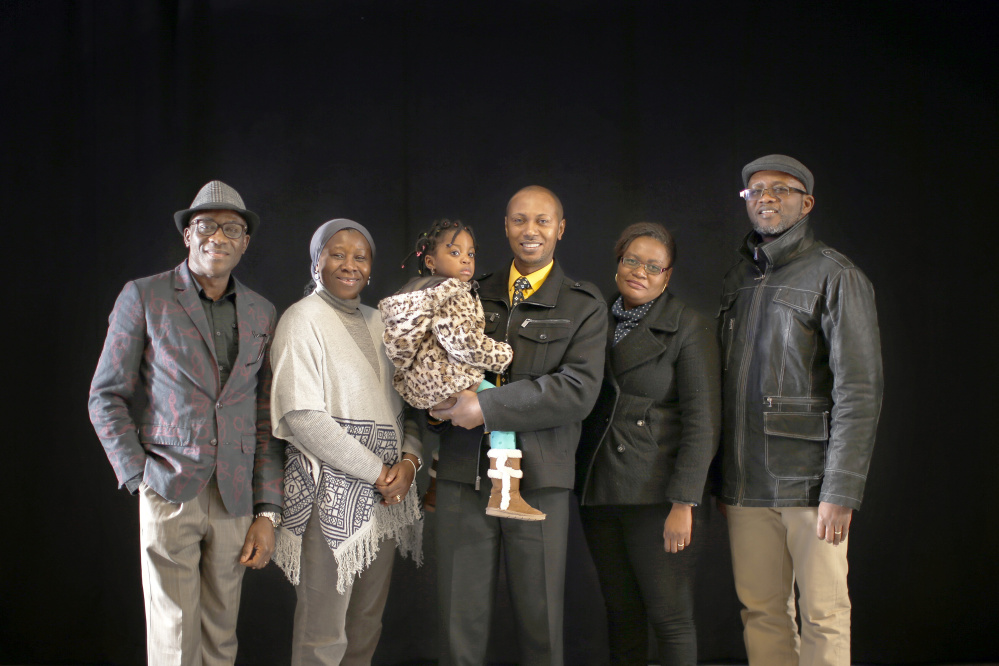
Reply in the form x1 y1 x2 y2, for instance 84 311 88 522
378 219 545 521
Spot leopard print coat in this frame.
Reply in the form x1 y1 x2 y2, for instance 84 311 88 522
378 276 514 410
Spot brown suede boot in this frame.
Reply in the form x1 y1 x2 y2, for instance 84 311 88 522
422 450 438 512
485 449 546 521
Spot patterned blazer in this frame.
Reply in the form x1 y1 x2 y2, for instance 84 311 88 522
89 262 283 516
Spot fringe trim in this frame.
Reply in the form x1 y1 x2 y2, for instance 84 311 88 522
273 491 424 594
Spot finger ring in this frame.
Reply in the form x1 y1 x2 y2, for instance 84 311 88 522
395 495 402 502
678 544 685 549
834 530 842 535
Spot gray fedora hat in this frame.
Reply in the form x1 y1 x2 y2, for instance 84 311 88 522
174 180 260 235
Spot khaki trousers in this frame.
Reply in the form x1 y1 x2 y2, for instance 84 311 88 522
292 502 396 666
139 476 251 666
726 506 851 666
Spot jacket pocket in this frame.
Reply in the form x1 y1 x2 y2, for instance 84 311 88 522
241 433 257 454
246 332 269 366
139 424 194 446
516 318 572 376
717 292 738 371
763 411 828 479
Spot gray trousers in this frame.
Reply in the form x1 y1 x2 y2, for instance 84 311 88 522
139 476 251 666
436 479 570 666
292 502 397 666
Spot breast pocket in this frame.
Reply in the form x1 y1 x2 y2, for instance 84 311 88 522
516 318 572 376
246 332 269 366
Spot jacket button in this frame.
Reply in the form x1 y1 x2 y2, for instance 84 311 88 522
210 438 218 446
539 333 547 340
636 419 645 426
617 445 626 453
216 403 222 410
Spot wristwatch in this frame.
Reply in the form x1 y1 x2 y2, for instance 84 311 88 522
256 511 282 528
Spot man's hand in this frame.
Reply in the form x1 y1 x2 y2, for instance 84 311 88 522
816 501 852 546
239 517 276 569
375 455 418 505
663 504 693 554
429 389 483 429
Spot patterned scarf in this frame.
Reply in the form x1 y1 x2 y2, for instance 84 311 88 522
611 295 656 346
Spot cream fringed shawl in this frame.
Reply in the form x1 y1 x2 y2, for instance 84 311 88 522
269 292 422 592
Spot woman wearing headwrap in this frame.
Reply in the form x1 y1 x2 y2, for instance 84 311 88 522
270 219 423 665
576 222 721 665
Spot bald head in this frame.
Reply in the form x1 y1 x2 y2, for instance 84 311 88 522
504 185 566 274
507 185 563 222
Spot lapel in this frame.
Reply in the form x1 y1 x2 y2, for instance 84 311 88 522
232 276 258 382
609 290 683 377
174 262 217 365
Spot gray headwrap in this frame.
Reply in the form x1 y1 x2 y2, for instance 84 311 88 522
309 218 376 283
742 154 815 194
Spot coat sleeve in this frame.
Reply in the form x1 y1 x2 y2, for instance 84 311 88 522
88 282 148 490
664 313 722 504
433 291 514 373
478 292 608 433
252 314 286 509
819 266 884 509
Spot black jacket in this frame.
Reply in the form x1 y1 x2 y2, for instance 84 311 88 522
717 217 883 509
577 291 721 506
435 260 607 490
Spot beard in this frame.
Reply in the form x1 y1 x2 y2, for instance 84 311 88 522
752 215 800 237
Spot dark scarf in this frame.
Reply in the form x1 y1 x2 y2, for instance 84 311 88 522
611 295 657 346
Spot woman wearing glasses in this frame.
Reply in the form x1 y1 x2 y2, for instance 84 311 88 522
576 222 721 665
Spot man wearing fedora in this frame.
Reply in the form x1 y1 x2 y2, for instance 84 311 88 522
716 155 883 665
89 181 284 666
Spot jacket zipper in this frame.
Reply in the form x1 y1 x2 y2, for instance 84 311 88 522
735 265 768 503
764 396 829 408
724 318 734 371
521 317 570 327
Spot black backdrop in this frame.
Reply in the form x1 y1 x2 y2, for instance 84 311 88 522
2 1 997 664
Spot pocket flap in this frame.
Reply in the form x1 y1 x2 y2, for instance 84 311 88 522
763 412 829 441
773 287 819 313
517 321 571 343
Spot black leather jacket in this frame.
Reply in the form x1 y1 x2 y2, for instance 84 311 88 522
717 218 883 509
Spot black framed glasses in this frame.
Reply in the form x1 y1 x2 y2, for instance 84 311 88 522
191 219 248 239
739 185 808 201
619 256 670 276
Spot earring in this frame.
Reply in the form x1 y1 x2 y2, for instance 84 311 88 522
614 273 618 281
430 267 436 276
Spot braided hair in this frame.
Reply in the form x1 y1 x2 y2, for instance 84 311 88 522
406 218 478 276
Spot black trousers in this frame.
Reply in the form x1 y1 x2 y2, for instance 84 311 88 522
579 503 698 666
436 479 571 666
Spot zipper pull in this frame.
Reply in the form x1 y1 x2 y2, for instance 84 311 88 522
729 319 734 331
765 397 773 407
521 318 533 328
475 475 480 491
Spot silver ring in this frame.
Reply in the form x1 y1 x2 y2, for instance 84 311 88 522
395 495 402 502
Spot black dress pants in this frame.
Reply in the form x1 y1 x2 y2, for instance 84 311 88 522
579 503 698 666
436 478 571 666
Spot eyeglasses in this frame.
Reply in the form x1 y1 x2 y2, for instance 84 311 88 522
739 185 807 201
191 219 248 239
619 256 670 276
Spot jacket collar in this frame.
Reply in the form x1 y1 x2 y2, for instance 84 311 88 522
608 290 683 376
173 262 257 396
739 215 817 269
479 259 565 308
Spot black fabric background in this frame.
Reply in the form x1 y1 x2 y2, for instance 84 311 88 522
2 1 996 664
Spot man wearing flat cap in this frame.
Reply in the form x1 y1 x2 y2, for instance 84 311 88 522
716 155 883 665
89 181 284 666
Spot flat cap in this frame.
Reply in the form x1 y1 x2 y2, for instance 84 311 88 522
742 155 814 194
